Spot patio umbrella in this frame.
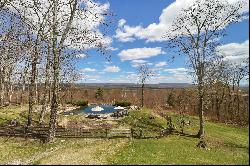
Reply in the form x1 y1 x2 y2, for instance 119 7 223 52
91 106 104 112
114 106 125 110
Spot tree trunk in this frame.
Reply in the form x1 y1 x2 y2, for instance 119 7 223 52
27 52 38 127
141 84 144 107
20 64 28 106
0 70 4 107
47 48 60 142
197 91 205 139
6 70 13 105
35 81 38 103
47 0 59 142
216 98 220 121
20 83 25 106
196 68 206 148
236 81 240 120
8 83 12 104
39 42 51 125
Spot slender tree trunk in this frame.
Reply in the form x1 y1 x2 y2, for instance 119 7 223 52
6 70 12 105
20 80 26 106
20 83 25 106
27 51 38 127
141 84 144 107
39 42 51 125
47 49 60 142
197 89 205 139
196 66 207 148
226 85 233 121
0 69 4 107
8 83 13 104
196 83 207 148
216 97 220 121
236 81 240 120
47 0 59 142
35 81 38 103
20 64 28 106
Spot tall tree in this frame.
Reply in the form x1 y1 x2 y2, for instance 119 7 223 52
0 10 26 107
165 0 245 147
45 0 111 142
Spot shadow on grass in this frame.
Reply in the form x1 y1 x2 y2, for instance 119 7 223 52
224 142 249 151
179 132 199 138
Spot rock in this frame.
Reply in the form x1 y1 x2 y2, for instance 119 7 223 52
8 119 19 126
6 159 21 165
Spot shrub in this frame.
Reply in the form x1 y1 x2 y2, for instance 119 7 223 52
114 101 132 107
121 109 166 131
120 108 167 138
67 100 88 107
166 92 175 107
95 88 104 100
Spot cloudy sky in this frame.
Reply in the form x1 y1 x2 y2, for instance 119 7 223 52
76 0 249 84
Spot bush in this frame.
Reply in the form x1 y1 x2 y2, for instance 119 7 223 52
121 108 167 132
113 101 131 107
95 88 104 100
67 100 88 107
166 92 175 107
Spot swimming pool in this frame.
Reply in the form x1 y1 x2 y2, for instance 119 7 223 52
64 104 117 115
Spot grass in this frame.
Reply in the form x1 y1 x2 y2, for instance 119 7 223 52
109 111 249 165
0 106 248 165
121 108 167 130
0 105 28 126
108 135 248 165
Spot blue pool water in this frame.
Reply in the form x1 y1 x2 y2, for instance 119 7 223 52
64 104 117 115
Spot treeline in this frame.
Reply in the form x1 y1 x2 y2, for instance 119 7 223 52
10 85 247 126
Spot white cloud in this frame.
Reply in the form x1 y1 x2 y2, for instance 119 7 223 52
115 25 142 42
130 59 147 68
115 0 249 43
126 71 135 74
104 66 121 72
76 54 87 58
131 60 147 63
155 61 167 67
107 46 119 51
147 63 154 66
164 68 188 74
80 68 96 72
161 67 192 83
118 19 126 27
217 40 249 64
118 47 166 61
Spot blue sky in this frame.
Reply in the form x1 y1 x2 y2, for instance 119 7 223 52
76 0 249 84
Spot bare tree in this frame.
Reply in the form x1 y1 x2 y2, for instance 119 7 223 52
137 64 154 108
220 58 249 120
0 10 26 107
39 39 52 125
165 0 245 147
47 0 111 142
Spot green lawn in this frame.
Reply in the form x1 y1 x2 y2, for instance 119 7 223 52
0 106 248 165
108 128 248 165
